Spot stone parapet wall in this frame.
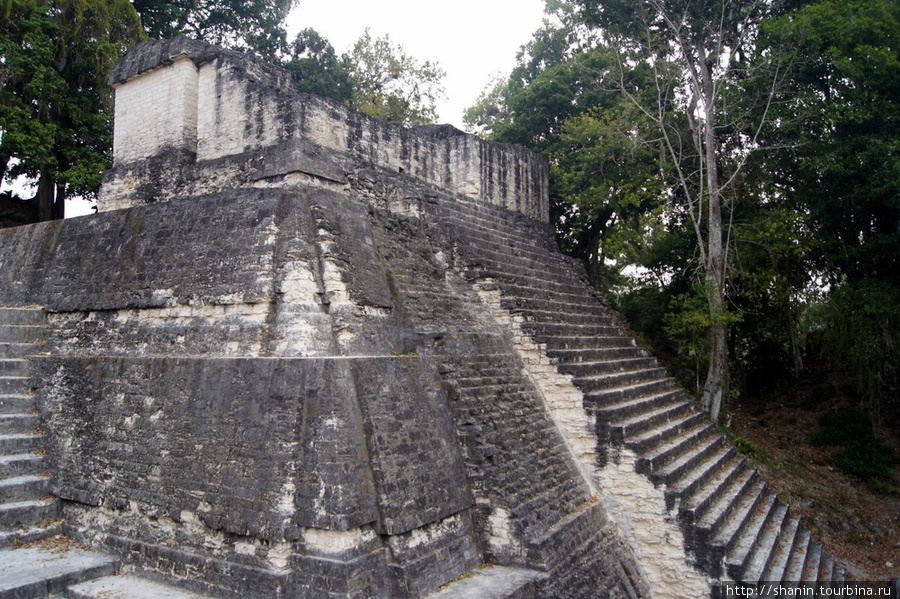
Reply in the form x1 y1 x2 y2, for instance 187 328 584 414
100 37 549 222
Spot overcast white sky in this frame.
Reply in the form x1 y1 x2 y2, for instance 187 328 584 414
285 0 548 128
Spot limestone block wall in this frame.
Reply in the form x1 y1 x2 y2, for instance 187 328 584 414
112 55 199 164
100 37 549 222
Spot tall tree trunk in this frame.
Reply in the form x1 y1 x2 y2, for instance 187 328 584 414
36 172 65 221
53 182 65 220
698 59 728 422
37 172 55 222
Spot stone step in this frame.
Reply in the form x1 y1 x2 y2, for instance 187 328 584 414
818 553 835 585
0 395 37 414
0 377 33 395
537 335 637 352
648 431 725 486
0 434 46 454
0 454 48 479
573 367 669 393
707 481 769 570
743 504 793 584
0 414 40 435
689 470 760 573
453 236 565 273
0 475 52 503
587 377 681 407
0 519 64 549
594 389 687 424
545 346 650 364
505 308 614 328
500 296 608 318
625 411 707 455
725 500 787 581
832 563 845 584
465 265 589 298
0 497 59 530
801 541 823 583
520 321 621 339
459 245 578 279
425 566 544 599
0 343 42 359
0 360 30 375
763 516 801 582
459 240 570 276
679 455 746 527
557 356 659 377
694 467 759 545
0 325 46 344
665 446 737 511
492 282 602 311
442 213 558 254
0 308 45 326
636 422 717 475
782 527 812 583
66 574 219 599
0 544 117 599
608 399 694 443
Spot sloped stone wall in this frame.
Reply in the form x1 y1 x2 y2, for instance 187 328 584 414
0 183 650 597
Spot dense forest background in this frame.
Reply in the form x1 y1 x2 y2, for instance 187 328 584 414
1 0 898 577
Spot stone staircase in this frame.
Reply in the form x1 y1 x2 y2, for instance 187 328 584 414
0 306 59 548
0 307 221 599
434 197 848 590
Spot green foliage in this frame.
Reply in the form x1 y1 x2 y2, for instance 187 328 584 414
817 280 900 415
284 28 352 103
346 29 445 127
132 0 295 56
662 284 741 394
803 383 834 411
733 436 758 458
0 0 144 219
467 0 900 423
809 407 897 485
764 0 900 287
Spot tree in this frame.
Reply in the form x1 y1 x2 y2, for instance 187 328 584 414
569 0 794 420
284 28 353 103
761 0 900 414
0 0 143 221
764 0 900 287
131 0 295 57
346 29 445 127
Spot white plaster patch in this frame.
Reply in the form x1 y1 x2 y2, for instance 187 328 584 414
112 56 199 165
302 527 375 556
487 507 523 558
276 481 295 516
266 542 292 570
597 449 711 598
